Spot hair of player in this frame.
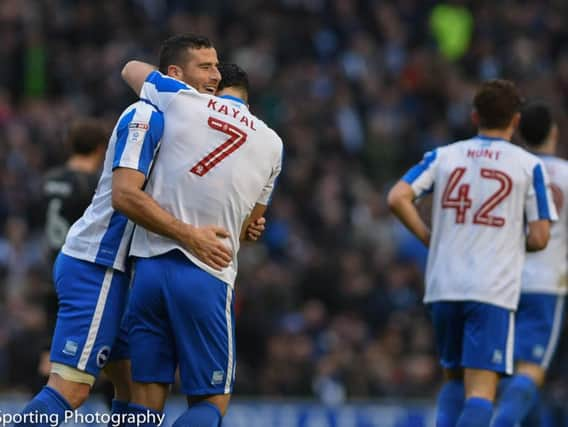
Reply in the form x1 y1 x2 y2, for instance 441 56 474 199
473 79 523 130
217 63 250 98
67 119 107 155
519 102 553 147
158 34 214 74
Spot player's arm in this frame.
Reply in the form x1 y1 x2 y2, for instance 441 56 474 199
240 204 267 242
112 169 232 269
111 105 232 270
242 143 284 242
121 61 156 96
122 62 191 112
387 181 431 247
388 150 438 247
525 220 550 252
525 162 558 252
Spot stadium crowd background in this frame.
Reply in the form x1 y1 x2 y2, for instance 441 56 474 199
1 0 568 407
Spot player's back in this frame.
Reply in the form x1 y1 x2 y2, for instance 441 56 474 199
62 100 163 272
424 136 553 309
43 165 99 264
522 155 568 295
130 84 283 287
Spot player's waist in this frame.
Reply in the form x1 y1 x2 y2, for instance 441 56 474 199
130 242 237 288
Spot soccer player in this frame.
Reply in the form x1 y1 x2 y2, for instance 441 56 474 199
492 103 568 427
43 119 107 264
387 80 557 427
42 119 107 331
19 34 237 426
40 118 107 379
120 62 283 426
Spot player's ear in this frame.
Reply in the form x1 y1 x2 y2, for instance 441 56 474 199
471 110 480 127
510 112 521 130
167 64 183 79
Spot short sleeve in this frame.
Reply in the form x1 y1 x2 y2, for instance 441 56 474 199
140 70 193 112
256 145 283 206
112 101 164 177
525 161 558 222
402 149 439 198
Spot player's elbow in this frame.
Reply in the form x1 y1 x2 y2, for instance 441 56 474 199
111 182 133 214
387 182 409 213
526 221 551 252
121 61 135 84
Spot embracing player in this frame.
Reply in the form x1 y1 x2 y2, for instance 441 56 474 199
492 103 568 427
119 62 283 426
388 80 557 427
18 35 256 426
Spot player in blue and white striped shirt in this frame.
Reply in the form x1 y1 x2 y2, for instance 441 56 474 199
493 103 568 427
20 34 237 426
388 80 557 427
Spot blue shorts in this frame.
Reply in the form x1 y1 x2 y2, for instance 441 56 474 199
515 293 565 369
128 250 236 396
50 252 130 376
428 301 515 374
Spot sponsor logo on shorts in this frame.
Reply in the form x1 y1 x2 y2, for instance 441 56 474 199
211 370 225 385
96 346 112 368
492 349 503 365
532 345 545 359
63 340 78 356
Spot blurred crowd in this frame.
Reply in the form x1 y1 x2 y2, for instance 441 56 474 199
1 0 568 405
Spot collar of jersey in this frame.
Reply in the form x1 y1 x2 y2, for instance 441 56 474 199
218 94 246 105
476 134 508 142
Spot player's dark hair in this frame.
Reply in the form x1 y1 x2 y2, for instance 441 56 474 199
473 79 523 130
519 102 553 147
217 63 250 98
158 34 214 74
68 119 107 155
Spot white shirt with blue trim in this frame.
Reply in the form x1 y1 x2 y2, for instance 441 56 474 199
62 100 164 272
403 135 558 310
522 155 568 296
129 71 283 287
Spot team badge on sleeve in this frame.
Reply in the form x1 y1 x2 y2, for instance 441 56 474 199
128 122 149 130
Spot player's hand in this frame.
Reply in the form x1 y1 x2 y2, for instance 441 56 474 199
245 217 266 241
185 225 233 270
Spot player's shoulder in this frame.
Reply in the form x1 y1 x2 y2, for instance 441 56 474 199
43 166 78 196
44 165 68 181
256 118 284 153
117 100 164 130
542 154 568 168
428 137 472 158
128 99 164 115
543 155 568 177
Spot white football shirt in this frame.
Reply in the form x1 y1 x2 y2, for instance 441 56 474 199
404 135 558 310
129 71 283 287
522 155 568 295
62 101 164 272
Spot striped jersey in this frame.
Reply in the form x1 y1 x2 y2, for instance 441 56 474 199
129 71 283 287
62 101 164 272
403 135 558 310
522 155 568 295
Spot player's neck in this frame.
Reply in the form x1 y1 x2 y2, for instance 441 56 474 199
530 140 555 156
217 88 247 105
67 154 100 173
477 128 513 141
